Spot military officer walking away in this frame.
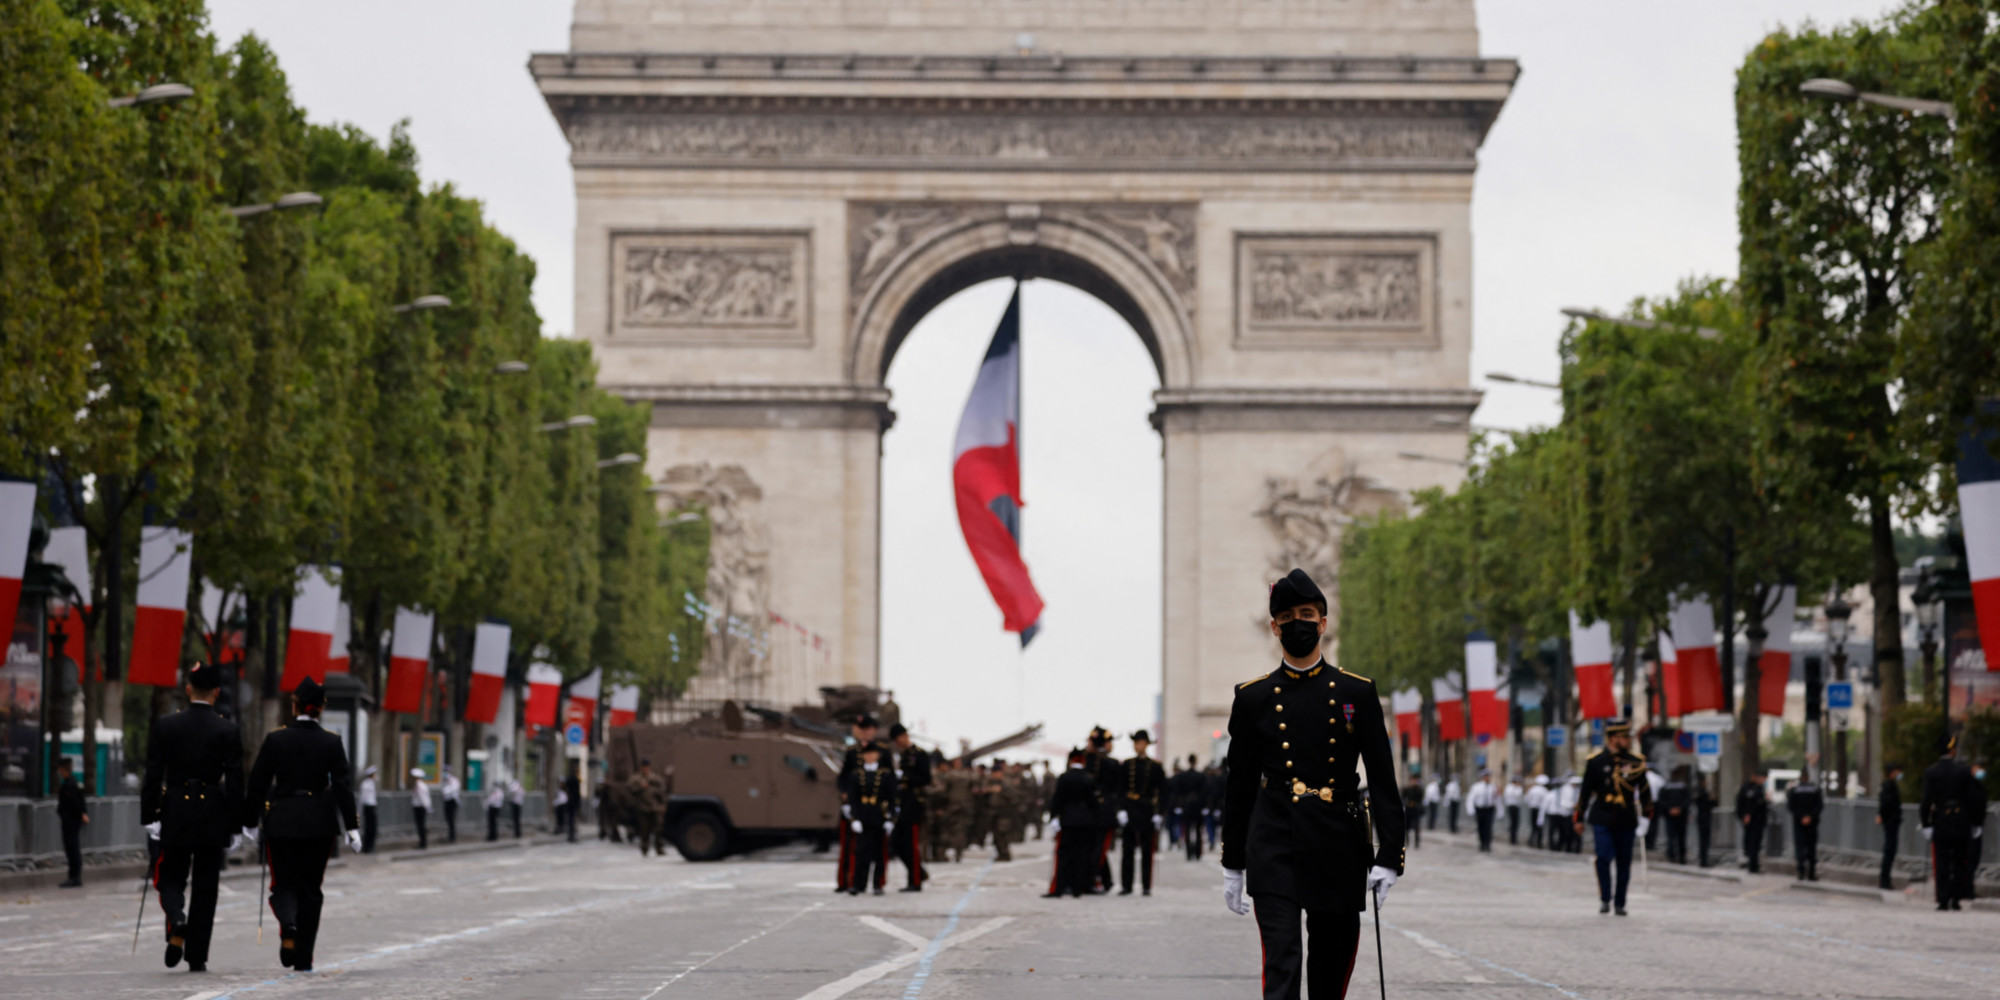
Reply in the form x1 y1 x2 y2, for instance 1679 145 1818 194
627 759 668 856
486 777 506 842
889 724 931 891
1467 770 1497 852
843 741 898 896
243 677 361 972
1221 569 1404 1000
1084 727 1120 891
357 766 379 852
1786 768 1824 881
1174 754 1206 861
55 757 88 887
1736 770 1770 874
1571 719 1653 915
1402 777 1425 850
141 662 245 973
1693 774 1717 867
440 765 461 843
1875 762 1903 888
1657 766 1691 865
410 769 432 848
1921 733 1979 911
1044 749 1098 898
1118 730 1166 895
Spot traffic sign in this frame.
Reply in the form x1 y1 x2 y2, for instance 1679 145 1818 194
1694 732 1721 757
565 723 585 746
1826 682 1854 711
1831 709 1852 732
1546 726 1567 748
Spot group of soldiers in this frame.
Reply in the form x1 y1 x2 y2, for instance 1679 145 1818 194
597 757 673 856
923 756 1045 863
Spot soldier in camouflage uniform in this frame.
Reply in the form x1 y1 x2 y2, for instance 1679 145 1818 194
941 761 975 862
626 759 668 857
984 761 1017 861
967 763 994 851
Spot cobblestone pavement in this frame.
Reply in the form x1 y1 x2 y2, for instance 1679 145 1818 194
2 827 1993 999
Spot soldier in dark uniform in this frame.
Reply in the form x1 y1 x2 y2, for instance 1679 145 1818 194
1693 774 1716 867
843 741 898 896
834 713 878 892
1117 730 1166 895
1221 569 1404 1000
141 662 245 973
1875 762 1903 889
1921 733 1979 911
1402 777 1425 850
55 757 88 887
243 677 361 972
1044 748 1098 898
1084 726 1119 891
1570 718 1653 915
1785 768 1824 881
1736 770 1770 874
1657 766 1691 865
1173 754 1206 861
889 724 931 890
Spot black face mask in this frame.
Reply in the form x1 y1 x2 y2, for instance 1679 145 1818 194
1278 619 1322 659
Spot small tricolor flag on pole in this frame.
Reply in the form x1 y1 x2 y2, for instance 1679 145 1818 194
1958 410 2000 669
43 525 90 680
569 668 602 730
608 684 640 728
1756 586 1797 715
328 601 351 673
1432 672 1465 742
952 287 1045 646
1665 597 1725 716
280 567 340 692
1569 611 1618 720
1465 634 1508 740
0 480 34 633
524 663 563 729
130 528 193 686
1391 688 1422 745
463 623 510 725
383 608 434 714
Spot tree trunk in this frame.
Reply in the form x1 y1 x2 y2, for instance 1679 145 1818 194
1869 498 1905 711
1739 623 1767 778
1618 617 1639 722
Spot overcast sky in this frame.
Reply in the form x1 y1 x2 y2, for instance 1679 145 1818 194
207 0 1901 757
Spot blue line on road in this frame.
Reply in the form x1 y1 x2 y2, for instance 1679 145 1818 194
900 856 997 999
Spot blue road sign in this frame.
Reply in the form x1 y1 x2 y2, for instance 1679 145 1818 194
565 723 586 746
1695 732 1721 757
1546 726 1568 748
1826 682 1854 711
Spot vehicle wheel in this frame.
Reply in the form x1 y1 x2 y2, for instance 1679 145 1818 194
673 811 731 861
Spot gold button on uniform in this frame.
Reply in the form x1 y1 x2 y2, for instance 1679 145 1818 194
1279 723 1286 731
1275 705 1284 712
1286 761 1293 768
1282 742 1290 749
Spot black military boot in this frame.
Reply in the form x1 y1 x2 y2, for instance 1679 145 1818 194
164 925 185 968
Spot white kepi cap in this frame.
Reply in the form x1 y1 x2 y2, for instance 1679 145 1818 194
410 768 426 778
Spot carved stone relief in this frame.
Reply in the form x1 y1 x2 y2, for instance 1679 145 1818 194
1072 205 1197 297
1235 234 1436 350
609 231 809 346
1254 464 1405 628
654 463 773 702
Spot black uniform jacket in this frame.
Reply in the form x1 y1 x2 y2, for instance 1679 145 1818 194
1084 750 1119 827
1785 781 1824 825
243 717 359 838
1047 766 1098 829
1222 659 1405 911
1118 755 1167 822
897 746 933 824
1736 781 1769 824
1170 768 1205 813
1573 748 1654 830
142 702 243 849
844 765 899 829
58 775 88 825
1921 758 1980 839
1878 776 1902 824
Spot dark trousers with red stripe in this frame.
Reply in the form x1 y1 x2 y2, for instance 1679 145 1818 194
836 824 853 889
848 826 887 892
153 845 225 965
891 820 924 888
1252 894 1361 1000
267 836 334 967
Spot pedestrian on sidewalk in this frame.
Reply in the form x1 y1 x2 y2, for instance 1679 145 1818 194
507 777 524 838
410 769 432 849
562 769 581 842
1786 769 1824 881
1693 774 1716 867
242 677 361 974
1423 776 1441 831
1446 775 1463 834
1403 776 1425 850
358 766 379 853
486 779 505 842
1572 719 1653 916
1468 770 1497 852
1737 771 1770 874
1658 767 1690 865
55 757 88 888
1525 775 1549 849
1503 774 1524 846
441 766 461 843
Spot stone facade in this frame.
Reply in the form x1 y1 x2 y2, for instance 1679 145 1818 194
536 0 1513 765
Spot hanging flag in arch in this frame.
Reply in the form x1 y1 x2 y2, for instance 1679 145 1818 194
608 685 640 728
130 528 194 686
1666 597 1725 715
1757 586 1797 716
0 479 34 634
1569 611 1618 720
1432 672 1465 742
952 287 1045 646
280 567 340 692
383 608 434 714
464 623 510 725
1958 408 2000 668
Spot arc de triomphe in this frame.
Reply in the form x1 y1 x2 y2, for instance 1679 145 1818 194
533 0 1514 762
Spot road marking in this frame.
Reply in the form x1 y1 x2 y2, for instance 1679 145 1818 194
397 887 443 895
1719 911 1999 975
794 917 1012 1000
858 915 930 950
177 991 225 1000
636 901 822 998
1384 919 1597 1000
901 855 999 1000
688 883 735 890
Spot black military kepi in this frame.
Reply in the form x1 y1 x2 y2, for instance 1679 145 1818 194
292 677 326 708
1268 568 1326 617
186 662 223 690
1604 717 1632 736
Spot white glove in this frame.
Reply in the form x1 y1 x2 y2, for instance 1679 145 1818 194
1976 827 1985 839
241 825 259 846
1223 868 1250 915
1636 816 1651 839
1922 827 1933 841
345 829 362 853
1117 810 1129 827
842 804 852 819
884 821 894 835
144 821 162 841
1152 815 1162 828
1048 818 1060 835
850 820 863 834
230 833 243 852
1368 865 1398 910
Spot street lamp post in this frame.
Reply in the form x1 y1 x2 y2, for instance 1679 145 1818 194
1396 450 1470 468
1799 78 1954 119
1824 595 1852 796
227 191 324 218
1912 560 1942 706
1485 371 1561 390
106 82 194 108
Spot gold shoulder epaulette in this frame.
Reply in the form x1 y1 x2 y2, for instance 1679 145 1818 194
1587 748 1606 760
1237 671 1273 691
1337 668 1374 684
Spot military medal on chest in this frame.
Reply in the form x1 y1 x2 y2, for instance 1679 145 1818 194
1343 702 1355 733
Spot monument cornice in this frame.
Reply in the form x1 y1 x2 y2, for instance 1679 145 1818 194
1150 386 1483 434
606 382 897 432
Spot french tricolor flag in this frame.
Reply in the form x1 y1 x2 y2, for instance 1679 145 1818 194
279 567 340 692
1756 586 1796 716
1665 597 1725 715
1433 672 1466 742
327 601 351 673
130 528 193 686
1466 634 1508 739
1391 687 1422 745
523 662 563 730
569 668 602 734
608 684 640 728
463 622 510 725
0 480 34 633
1569 611 1619 720
953 287 1045 646
43 525 91 681
1959 413 2000 669
383 608 434 714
